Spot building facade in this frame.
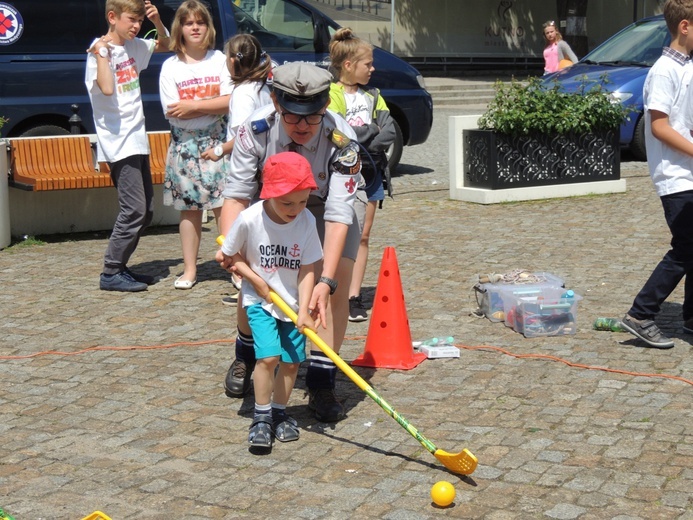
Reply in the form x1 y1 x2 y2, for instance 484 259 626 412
309 0 665 72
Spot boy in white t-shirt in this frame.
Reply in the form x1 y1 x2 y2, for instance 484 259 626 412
219 152 324 449
85 0 169 292
621 0 693 348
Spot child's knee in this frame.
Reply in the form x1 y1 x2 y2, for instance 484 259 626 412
281 362 300 374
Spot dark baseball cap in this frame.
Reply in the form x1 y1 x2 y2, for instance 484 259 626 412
272 62 332 115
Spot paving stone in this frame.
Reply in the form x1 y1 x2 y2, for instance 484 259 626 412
1 103 692 518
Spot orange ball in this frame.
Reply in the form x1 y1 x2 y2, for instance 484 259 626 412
430 480 455 507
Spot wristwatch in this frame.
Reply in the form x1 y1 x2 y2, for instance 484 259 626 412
214 145 224 157
318 276 338 295
98 46 109 58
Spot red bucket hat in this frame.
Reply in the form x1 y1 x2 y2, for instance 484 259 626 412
260 152 318 199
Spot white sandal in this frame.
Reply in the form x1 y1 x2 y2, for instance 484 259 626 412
174 276 197 290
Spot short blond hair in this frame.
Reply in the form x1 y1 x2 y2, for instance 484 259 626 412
105 0 145 23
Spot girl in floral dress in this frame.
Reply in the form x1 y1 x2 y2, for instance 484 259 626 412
159 0 232 289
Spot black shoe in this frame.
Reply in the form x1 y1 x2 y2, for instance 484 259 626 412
222 293 238 306
100 272 148 292
308 388 345 422
224 358 254 397
348 296 368 322
124 267 156 285
621 314 674 349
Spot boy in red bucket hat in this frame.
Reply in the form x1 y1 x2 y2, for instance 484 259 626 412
219 151 325 449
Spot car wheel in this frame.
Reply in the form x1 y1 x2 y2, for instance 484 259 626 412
631 116 647 161
386 119 403 174
20 125 71 137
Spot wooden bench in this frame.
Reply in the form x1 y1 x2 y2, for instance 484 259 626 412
9 132 171 191
9 136 112 191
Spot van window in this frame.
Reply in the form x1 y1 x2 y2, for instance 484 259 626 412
232 0 315 52
0 0 107 54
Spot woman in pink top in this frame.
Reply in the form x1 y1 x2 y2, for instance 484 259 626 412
542 20 578 74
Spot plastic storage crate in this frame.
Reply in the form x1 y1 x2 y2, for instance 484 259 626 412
474 272 565 322
502 287 582 337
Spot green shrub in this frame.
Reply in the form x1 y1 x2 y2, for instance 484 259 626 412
477 75 631 136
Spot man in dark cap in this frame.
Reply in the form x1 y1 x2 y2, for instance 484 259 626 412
217 62 362 423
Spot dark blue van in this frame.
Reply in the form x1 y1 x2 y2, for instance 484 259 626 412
0 0 433 168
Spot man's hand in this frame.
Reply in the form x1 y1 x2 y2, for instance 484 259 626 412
308 283 330 330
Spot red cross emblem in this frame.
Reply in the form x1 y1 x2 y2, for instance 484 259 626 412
0 11 16 37
345 177 356 194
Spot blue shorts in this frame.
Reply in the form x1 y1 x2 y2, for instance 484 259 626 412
246 303 306 363
364 170 384 201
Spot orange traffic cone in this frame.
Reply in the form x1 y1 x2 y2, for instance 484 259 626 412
351 247 427 370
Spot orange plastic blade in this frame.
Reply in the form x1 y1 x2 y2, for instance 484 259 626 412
434 448 478 475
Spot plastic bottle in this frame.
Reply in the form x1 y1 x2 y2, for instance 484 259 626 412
561 290 575 299
593 317 626 332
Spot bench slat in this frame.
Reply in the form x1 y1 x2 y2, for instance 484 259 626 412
148 132 170 185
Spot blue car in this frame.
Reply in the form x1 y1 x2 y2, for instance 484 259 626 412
542 15 669 160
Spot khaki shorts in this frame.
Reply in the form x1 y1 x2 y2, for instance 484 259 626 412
308 194 363 261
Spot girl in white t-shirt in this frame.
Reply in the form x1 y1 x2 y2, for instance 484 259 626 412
328 27 396 323
202 33 272 162
159 0 232 289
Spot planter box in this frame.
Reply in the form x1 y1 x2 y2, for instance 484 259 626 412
463 128 620 190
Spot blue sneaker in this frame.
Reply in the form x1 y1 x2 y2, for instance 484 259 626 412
124 267 156 285
100 272 148 292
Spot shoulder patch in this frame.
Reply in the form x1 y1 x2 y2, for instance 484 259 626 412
251 118 270 135
331 141 361 176
330 128 352 149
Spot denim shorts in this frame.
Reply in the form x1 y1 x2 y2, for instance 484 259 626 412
246 303 306 363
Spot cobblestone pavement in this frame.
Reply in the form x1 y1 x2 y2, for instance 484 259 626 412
1 107 692 519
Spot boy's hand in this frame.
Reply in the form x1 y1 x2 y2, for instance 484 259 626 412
87 34 112 55
216 249 236 273
144 0 161 24
297 308 315 334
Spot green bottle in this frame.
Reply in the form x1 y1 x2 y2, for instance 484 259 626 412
593 317 626 332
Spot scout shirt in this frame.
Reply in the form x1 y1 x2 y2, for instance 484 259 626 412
222 104 360 226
